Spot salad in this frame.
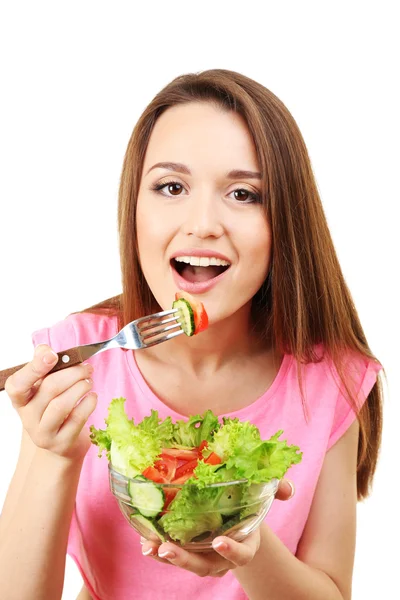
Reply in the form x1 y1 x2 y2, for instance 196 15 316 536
172 290 209 336
90 398 302 544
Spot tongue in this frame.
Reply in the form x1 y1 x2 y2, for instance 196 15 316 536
181 265 223 283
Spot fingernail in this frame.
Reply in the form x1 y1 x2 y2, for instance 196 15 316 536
43 350 58 365
158 551 176 559
212 540 227 551
287 480 295 499
142 548 153 556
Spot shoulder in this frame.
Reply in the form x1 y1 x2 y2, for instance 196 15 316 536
295 343 382 399
293 344 382 450
31 311 119 353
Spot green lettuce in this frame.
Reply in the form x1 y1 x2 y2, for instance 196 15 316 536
159 484 223 544
204 416 261 462
90 398 162 478
169 409 220 448
225 430 302 483
138 409 174 445
191 460 239 487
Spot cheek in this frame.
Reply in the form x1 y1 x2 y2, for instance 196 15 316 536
244 221 272 273
137 206 156 246
136 203 167 262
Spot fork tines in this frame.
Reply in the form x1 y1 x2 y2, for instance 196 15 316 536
137 309 184 347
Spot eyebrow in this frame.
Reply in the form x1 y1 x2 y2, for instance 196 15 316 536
146 162 262 180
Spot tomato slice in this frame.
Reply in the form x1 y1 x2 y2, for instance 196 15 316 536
155 454 177 481
174 458 199 480
204 452 222 465
194 308 208 334
142 466 167 483
163 488 178 511
162 447 199 461
142 454 177 483
173 472 196 484
175 291 209 334
198 440 208 455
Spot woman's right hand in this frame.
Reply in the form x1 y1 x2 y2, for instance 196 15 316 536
4 344 98 462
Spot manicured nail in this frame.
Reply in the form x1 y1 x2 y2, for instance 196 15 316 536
158 551 176 559
142 548 153 556
287 480 295 499
212 540 228 551
43 350 58 365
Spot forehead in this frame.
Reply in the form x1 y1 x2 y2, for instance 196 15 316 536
143 102 259 172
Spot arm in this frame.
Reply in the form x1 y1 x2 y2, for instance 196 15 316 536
234 419 359 600
0 441 84 600
0 344 97 600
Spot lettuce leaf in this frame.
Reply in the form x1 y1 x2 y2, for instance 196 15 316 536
138 409 174 445
89 398 162 478
170 409 220 448
159 483 223 544
89 427 111 459
192 461 239 487
225 430 303 483
204 416 261 462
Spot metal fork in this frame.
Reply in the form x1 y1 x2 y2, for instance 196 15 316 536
0 309 183 391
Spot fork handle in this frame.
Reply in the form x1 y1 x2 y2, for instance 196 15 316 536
0 347 86 392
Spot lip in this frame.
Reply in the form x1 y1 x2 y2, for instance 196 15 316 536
170 260 231 294
170 248 231 263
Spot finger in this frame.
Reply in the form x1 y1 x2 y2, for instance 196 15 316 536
31 363 94 417
39 378 95 433
275 479 295 501
5 344 59 408
141 541 169 564
141 543 161 557
57 392 98 441
155 543 229 577
146 554 170 565
211 531 258 567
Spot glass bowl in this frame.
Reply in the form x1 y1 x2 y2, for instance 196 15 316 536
109 464 279 552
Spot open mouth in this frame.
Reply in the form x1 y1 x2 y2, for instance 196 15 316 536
171 256 231 283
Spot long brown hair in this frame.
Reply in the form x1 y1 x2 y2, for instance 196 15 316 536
78 69 383 500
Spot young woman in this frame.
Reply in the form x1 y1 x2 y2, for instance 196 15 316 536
0 69 383 600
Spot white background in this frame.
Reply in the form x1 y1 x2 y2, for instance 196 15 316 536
0 2 398 599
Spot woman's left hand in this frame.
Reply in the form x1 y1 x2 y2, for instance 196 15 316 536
140 478 295 578
142 527 260 578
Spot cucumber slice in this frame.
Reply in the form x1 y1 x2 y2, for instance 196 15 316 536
172 298 195 336
130 514 166 542
128 476 165 518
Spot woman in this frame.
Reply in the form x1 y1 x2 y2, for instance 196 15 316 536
0 69 383 600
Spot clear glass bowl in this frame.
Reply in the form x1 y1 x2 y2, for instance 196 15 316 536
109 464 279 552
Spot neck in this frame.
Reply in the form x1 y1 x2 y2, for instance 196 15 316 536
149 304 271 374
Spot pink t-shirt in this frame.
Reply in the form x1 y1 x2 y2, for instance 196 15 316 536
32 312 381 600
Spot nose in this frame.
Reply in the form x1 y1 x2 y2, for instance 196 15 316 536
182 189 224 239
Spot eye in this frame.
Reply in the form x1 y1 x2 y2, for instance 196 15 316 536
151 180 186 197
229 188 261 204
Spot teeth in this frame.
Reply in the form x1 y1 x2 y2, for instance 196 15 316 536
174 255 230 267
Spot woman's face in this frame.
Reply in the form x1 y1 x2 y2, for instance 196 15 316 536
136 101 271 325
